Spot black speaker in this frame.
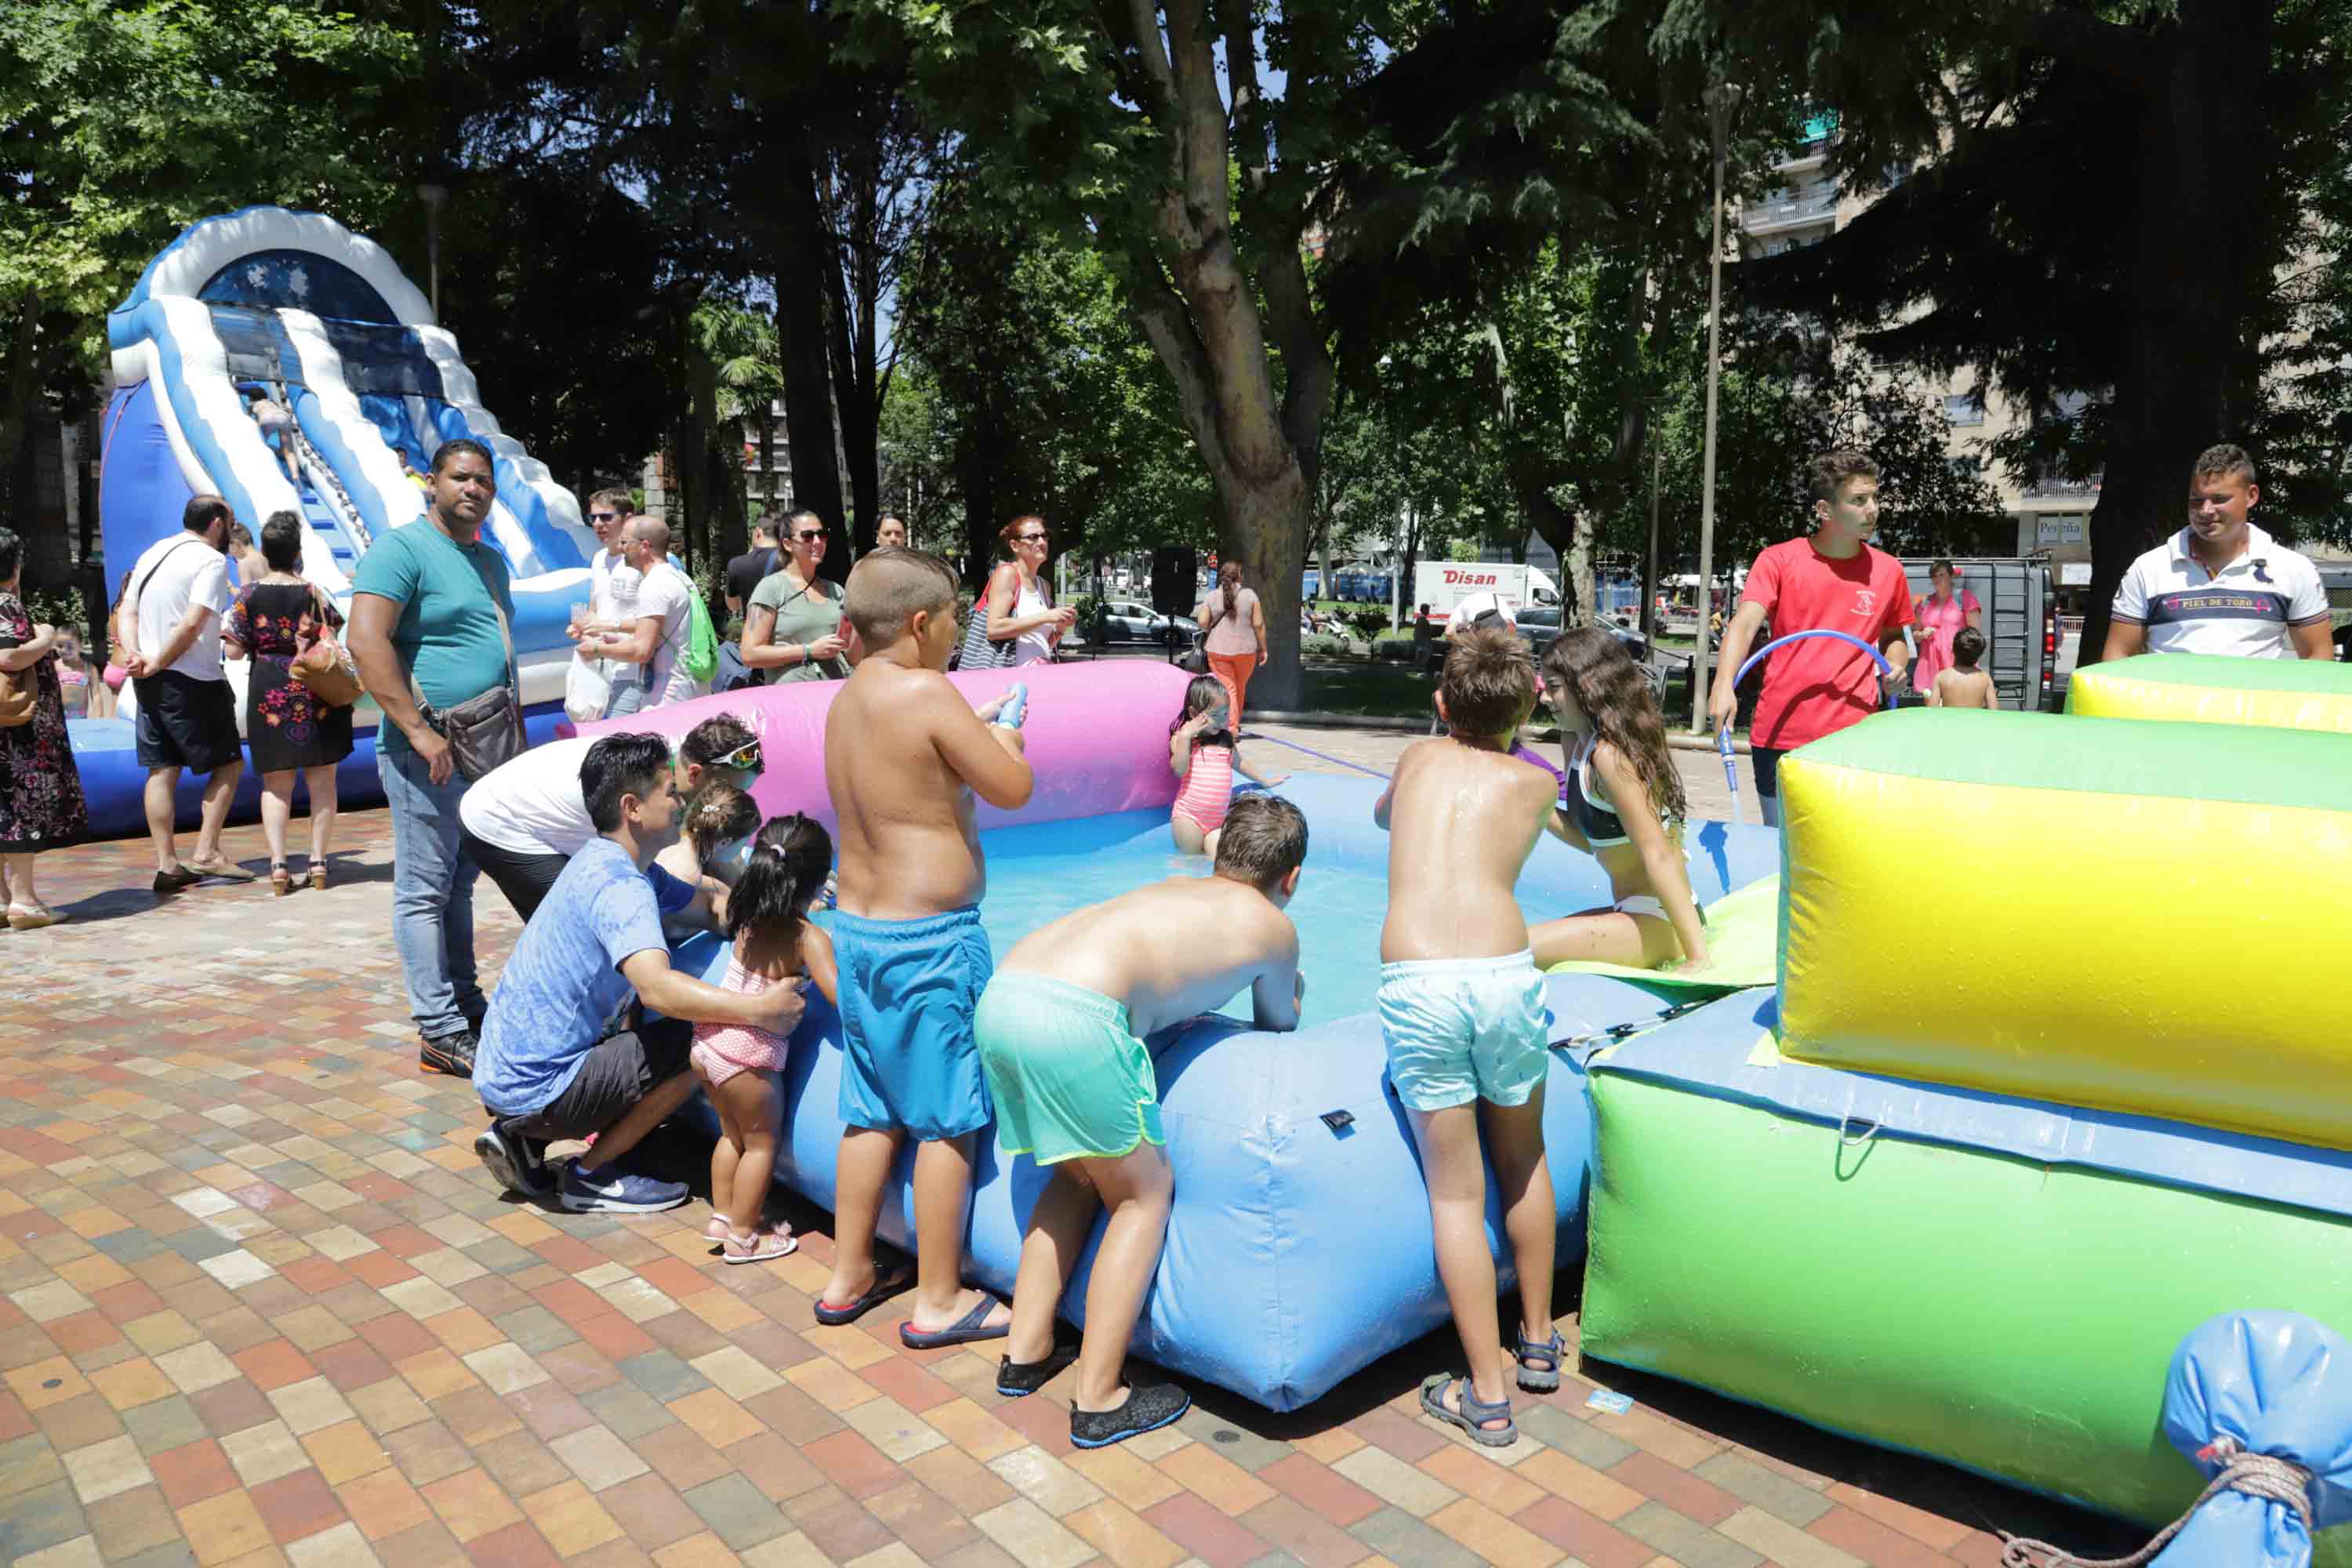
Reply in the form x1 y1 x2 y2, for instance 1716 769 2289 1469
1150 549 1196 616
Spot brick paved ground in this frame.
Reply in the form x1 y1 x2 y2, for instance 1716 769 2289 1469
0 748 2136 1568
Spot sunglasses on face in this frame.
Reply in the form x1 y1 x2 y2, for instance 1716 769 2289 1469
795 529 830 543
590 511 620 521
1016 532 1048 543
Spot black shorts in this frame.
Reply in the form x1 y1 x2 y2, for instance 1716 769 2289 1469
504 1016 694 1142
460 825 569 923
133 671 242 774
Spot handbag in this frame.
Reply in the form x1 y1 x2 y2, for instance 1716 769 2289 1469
956 565 1022 671
412 548 524 782
289 586 361 707
0 668 31 728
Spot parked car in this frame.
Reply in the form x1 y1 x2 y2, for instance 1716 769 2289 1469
1092 599 1201 646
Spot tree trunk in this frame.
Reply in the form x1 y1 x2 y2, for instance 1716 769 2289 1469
2077 0 2268 667
1511 456 1592 624
0 291 44 499
772 144 848 551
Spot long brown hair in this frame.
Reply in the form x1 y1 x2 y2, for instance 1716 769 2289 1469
1543 627 1686 822
1221 561 1243 621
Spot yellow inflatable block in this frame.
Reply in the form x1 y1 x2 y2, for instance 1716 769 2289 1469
1777 708 2352 1151
2067 652 2352 735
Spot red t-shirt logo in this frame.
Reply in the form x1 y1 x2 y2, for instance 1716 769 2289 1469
1853 589 1877 618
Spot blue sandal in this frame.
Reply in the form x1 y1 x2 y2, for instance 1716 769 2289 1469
898 1296 1010 1350
1420 1373 1516 1446
1515 1330 1565 1392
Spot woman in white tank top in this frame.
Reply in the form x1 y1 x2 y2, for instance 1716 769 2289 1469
983 514 1073 666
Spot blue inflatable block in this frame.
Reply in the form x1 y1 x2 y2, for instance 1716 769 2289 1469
2153 1312 2352 1568
668 771 1781 1410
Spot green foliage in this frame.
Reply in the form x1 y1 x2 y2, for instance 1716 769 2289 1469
20 589 88 637
0 0 416 381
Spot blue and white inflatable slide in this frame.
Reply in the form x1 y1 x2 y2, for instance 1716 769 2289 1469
89 206 586 832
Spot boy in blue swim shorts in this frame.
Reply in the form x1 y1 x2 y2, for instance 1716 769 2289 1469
818 550 1034 1348
1374 626 1564 1447
977 794 1307 1447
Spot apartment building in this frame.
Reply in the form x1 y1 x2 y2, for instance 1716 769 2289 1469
1736 122 2097 597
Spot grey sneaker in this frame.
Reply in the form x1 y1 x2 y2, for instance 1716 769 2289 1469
474 1120 551 1199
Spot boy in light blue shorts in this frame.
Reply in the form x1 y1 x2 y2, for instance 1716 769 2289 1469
1373 626 1564 1447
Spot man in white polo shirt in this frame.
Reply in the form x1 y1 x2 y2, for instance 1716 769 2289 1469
2103 444 2334 662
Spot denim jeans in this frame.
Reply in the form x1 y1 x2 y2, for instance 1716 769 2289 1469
1751 746 1787 828
601 672 645 719
379 746 485 1040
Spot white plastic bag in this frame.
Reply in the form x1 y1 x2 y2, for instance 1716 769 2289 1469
564 654 611 724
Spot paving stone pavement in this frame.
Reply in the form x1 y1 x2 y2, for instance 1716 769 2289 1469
0 779 2139 1567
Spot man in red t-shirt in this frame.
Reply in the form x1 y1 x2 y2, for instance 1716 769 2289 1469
1708 451 1915 826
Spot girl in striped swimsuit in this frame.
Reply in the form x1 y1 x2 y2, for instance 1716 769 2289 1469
1167 675 1287 856
693 815 838 1264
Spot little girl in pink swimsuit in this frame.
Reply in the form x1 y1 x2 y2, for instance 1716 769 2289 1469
693 814 838 1264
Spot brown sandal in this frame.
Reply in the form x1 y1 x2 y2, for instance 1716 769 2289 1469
270 864 292 898
307 862 328 891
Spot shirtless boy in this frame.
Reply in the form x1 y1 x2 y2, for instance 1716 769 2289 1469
818 550 1034 1346
1375 627 1562 1447
1926 626 1999 710
978 795 1308 1446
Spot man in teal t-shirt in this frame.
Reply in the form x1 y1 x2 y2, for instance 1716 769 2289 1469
348 438 516 1078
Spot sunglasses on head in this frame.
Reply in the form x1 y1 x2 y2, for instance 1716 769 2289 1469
710 739 764 775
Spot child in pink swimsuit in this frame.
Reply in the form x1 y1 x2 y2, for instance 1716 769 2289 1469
1167 675 1286 856
693 814 838 1264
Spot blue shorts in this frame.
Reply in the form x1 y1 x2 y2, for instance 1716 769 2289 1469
832 905 994 1141
1378 950 1549 1112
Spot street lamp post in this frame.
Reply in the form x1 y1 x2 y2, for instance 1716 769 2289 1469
1690 79 1743 732
416 183 448 321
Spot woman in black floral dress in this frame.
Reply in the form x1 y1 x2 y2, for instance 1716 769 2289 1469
223 512 354 895
0 528 90 928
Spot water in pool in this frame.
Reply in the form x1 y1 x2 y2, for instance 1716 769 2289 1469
828 805 1547 1028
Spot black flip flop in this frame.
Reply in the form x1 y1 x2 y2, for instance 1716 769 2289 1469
812 1264 914 1327
898 1296 1010 1350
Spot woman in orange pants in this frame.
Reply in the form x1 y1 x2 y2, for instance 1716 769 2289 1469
1195 564 1267 721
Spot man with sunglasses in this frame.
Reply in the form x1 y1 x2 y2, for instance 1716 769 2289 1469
458 714 763 922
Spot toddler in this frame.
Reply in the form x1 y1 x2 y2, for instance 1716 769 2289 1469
693 814 838 1263
1168 675 1285 855
1928 626 1999 710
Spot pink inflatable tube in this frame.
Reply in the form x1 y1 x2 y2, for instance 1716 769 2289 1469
565 659 1196 828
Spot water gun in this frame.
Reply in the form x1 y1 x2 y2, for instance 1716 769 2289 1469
993 683 1029 731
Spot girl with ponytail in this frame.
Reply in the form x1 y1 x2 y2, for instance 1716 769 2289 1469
691 814 839 1264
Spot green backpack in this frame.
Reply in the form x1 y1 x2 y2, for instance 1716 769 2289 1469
672 564 720 684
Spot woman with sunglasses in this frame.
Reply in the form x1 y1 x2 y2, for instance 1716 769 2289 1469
741 510 850 684
981 515 1076 667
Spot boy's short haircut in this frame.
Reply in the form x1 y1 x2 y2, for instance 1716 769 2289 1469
2191 442 2257 486
844 547 960 646
1440 627 1537 739
588 487 634 521
1807 449 1880 506
1214 796 1308 890
1951 626 1987 666
582 733 674 833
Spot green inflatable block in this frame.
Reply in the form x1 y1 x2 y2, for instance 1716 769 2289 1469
1582 1072 2352 1565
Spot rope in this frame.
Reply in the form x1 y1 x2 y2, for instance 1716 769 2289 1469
1998 1442 2315 1568
1239 729 1392 781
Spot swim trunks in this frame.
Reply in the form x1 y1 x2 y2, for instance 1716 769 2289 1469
831 905 993 1141
975 973 1163 1166
1378 949 1549 1112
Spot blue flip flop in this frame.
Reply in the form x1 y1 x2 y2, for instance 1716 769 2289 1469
812 1264 913 1327
898 1297 1009 1350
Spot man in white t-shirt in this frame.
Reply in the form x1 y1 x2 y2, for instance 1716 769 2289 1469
120 495 252 892
579 516 705 710
459 713 762 920
2103 443 2335 663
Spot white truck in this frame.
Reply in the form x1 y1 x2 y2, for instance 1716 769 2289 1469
1412 561 1561 623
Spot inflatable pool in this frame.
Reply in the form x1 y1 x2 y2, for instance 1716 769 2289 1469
2067 650 2352 734
90 206 590 829
590 661 1784 1409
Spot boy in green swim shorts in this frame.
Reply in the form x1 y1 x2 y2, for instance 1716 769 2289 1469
978 794 1308 1448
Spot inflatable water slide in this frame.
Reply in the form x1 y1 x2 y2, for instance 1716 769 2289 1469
1579 658 2352 1563
86 206 590 832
